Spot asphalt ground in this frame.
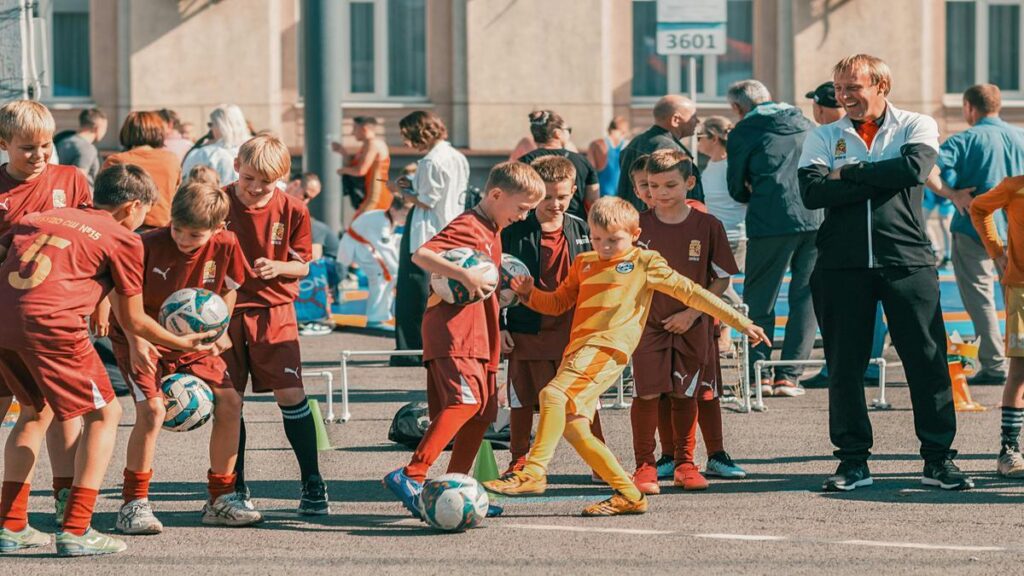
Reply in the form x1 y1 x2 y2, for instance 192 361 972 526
2 328 1023 575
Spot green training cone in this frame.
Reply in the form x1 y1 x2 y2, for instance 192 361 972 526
308 399 332 451
473 439 500 483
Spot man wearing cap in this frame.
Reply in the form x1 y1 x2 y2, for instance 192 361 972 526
807 82 845 125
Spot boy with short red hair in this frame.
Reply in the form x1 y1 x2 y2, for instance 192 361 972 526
384 161 545 518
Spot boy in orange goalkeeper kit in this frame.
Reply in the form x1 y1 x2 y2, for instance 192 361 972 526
484 196 768 515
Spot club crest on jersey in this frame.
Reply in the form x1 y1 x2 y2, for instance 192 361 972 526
615 261 635 274
689 239 702 261
834 138 847 159
202 260 217 284
52 189 66 208
271 222 285 245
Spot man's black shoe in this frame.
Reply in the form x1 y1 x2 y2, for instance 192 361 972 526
966 372 1006 386
801 371 830 389
921 459 974 490
822 460 873 492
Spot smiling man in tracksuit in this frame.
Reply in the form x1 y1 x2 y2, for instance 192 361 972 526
798 54 973 493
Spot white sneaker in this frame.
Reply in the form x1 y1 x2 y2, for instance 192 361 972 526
116 499 163 535
201 493 263 527
997 449 1024 478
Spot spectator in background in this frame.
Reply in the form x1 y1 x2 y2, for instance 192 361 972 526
587 116 629 198
102 111 181 228
926 83 1024 386
187 164 220 187
182 104 250 185
57 107 107 186
393 111 469 365
726 79 820 397
286 172 338 335
806 82 845 125
617 95 703 209
334 116 392 217
180 121 198 142
158 108 193 161
518 110 599 220
923 188 954 268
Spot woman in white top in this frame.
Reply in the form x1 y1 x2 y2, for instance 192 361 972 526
182 104 250 185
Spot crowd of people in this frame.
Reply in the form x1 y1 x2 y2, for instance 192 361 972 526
0 51 1023 557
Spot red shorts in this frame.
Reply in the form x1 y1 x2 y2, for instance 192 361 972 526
632 347 719 400
0 339 115 421
111 341 234 402
506 359 558 410
425 357 497 423
225 305 304 394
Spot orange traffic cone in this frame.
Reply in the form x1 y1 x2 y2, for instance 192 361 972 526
949 360 985 412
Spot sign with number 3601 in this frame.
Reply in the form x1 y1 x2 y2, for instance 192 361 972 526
656 24 727 55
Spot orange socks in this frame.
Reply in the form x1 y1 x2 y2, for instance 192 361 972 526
405 404 479 482
629 397 660 468
207 471 237 503
123 468 153 503
0 481 30 532
63 486 99 536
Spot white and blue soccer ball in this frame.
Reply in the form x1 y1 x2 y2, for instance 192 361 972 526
418 473 489 532
161 373 215 432
429 247 499 306
499 253 531 309
158 288 230 343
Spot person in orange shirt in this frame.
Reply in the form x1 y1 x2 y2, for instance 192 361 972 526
484 196 768 516
102 111 182 228
970 176 1024 478
335 116 392 216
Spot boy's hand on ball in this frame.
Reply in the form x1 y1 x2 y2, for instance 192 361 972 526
210 332 233 356
254 258 280 280
459 267 497 300
510 275 534 300
182 331 218 352
743 324 771 348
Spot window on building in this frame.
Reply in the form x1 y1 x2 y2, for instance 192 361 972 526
38 0 91 99
946 0 1022 94
343 0 427 99
632 0 753 100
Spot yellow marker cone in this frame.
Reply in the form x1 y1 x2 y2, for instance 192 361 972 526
308 399 333 450
473 440 500 483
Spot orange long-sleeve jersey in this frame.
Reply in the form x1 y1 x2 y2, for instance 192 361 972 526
969 175 1024 286
524 247 751 359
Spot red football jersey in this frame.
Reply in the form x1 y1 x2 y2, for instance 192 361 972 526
635 209 737 353
0 207 143 351
509 228 573 361
109 227 251 352
224 185 313 309
0 163 92 238
421 210 502 370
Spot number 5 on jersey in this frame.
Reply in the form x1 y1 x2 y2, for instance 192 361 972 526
8 234 71 290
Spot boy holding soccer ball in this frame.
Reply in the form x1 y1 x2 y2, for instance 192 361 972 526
107 181 255 533
384 161 545 518
0 165 213 556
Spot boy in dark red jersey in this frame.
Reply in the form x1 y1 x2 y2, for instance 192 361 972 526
384 161 545 519
108 182 257 534
0 99 94 525
222 135 328 515
630 149 744 495
0 165 212 556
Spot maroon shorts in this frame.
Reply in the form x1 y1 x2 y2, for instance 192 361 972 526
632 347 719 400
111 341 234 402
0 339 115 421
506 359 558 410
224 305 304 394
425 357 497 423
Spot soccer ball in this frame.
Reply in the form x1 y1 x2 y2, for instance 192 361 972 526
429 247 499 305
418 473 489 532
160 373 214 432
158 288 230 343
499 253 531 308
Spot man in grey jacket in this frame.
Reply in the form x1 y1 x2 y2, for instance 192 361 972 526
726 80 821 397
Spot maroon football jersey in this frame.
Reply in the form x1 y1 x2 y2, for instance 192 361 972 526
0 163 92 238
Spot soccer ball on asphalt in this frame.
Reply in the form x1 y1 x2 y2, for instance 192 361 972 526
160 373 215 432
158 288 230 343
429 247 499 305
499 253 531 309
418 473 489 532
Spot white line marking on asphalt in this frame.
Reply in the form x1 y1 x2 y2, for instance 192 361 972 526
507 524 675 535
695 533 787 541
838 539 1006 552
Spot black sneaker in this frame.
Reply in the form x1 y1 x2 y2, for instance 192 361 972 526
801 371 830 389
298 474 331 515
822 460 873 492
922 459 974 490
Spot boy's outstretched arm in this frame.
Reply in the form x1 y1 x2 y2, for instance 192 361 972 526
515 260 581 317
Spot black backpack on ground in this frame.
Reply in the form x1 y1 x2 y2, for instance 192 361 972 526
387 401 511 450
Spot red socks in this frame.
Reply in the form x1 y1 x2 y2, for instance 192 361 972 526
698 398 725 455
0 481 30 532
207 471 237 503
62 486 99 536
509 407 535 462
447 418 490 475
658 395 674 459
123 468 153 503
670 396 699 464
629 397 660 468
405 404 479 482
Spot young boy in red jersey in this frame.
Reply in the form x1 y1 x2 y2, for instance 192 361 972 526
0 165 213 556
0 99 94 524
384 161 545 518
223 135 328 515
630 149 743 494
500 156 599 475
108 182 257 534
